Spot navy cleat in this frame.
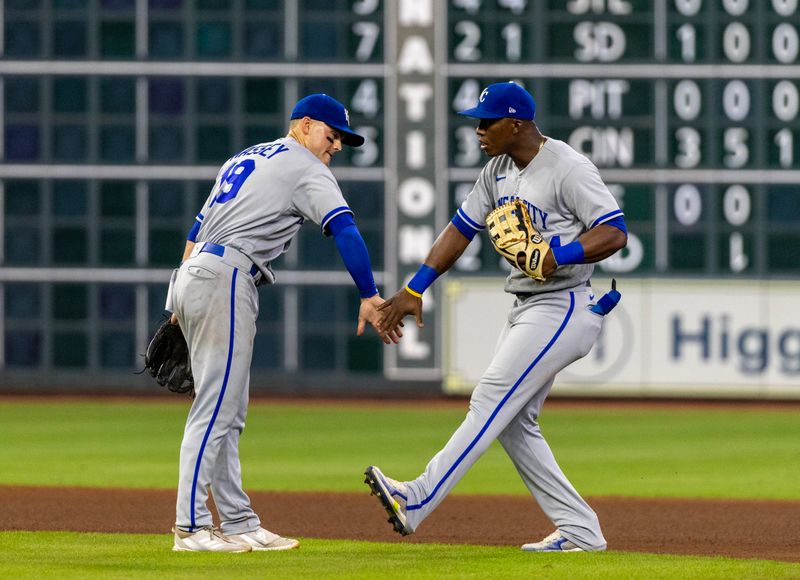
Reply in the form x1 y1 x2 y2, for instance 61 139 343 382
364 466 412 536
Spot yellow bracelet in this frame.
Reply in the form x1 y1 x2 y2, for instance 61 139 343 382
404 286 423 298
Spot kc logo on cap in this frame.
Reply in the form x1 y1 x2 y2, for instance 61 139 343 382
290 94 365 147
458 81 536 121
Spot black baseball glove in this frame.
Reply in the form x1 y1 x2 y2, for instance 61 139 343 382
144 319 194 396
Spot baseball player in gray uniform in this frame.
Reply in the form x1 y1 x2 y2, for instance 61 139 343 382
168 94 400 552
365 82 627 552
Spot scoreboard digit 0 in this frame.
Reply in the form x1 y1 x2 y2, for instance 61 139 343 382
444 0 800 280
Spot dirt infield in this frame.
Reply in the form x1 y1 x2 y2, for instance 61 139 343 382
3 486 799 562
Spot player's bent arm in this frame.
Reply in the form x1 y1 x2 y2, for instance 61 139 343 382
422 223 473 275
543 223 627 276
402 224 471 301
406 224 473 296
574 223 627 263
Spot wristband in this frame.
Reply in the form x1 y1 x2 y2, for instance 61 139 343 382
551 240 585 266
404 286 422 298
407 264 440 296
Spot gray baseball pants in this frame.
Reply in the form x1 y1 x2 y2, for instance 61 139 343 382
403 287 607 551
172 244 262 535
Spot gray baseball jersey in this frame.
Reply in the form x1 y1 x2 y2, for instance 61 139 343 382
194 137 353 284
173 136 353 535
457 138 623 294
398 138 621 550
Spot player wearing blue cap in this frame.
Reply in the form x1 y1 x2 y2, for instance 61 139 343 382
365 82 627 552
168 94 400 552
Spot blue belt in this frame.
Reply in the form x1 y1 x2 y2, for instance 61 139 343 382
199 242 260 278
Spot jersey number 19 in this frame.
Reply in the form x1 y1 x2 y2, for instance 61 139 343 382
211 159 256 206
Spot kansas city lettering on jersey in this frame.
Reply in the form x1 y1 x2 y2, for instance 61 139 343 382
497 195 549 229
233 142 290 160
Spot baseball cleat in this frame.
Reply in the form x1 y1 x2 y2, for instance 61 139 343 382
364 465 412 536
172 526 252 552
228 527 300 551
521 530 586 552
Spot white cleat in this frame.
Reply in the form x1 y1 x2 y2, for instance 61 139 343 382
521 530 586 552
172 526 252 552
228 527 300 551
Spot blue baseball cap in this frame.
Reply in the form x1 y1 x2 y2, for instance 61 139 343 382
290 94 364 147
458 82 536 120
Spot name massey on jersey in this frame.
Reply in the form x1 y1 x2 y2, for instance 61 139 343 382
233 142 289 159
497 195 549 230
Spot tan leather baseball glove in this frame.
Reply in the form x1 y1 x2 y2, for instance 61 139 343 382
485 199 551 281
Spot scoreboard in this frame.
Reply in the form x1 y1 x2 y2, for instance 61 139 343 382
442 0 800 275
388 0 800 378
1 0 799 384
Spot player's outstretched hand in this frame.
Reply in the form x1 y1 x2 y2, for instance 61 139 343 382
358 295 403 344
378 288 423 333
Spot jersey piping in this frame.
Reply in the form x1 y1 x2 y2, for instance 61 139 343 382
590 209 624 229
321 205 354 235
456 207 485 232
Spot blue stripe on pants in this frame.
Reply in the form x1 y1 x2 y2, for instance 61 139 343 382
407 291 576 511
189 268 239 529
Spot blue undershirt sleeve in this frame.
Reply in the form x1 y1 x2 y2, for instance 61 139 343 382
451 212 478 241
326 212 356 237
601 215 628 235
187 213 204 242
332 222 379 299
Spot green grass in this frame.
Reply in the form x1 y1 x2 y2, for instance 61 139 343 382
1 400 799 499
0 532 797 580
2 400 799 577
